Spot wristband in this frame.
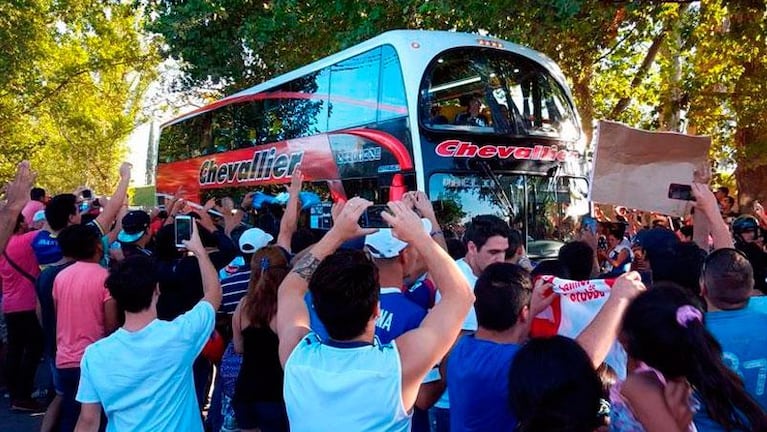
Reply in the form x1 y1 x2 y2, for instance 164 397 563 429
430 230 443 237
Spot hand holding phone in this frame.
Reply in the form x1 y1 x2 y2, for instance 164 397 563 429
174 215 193 248
358 205 391 229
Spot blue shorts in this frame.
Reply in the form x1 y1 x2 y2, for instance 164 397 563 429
48 357 64 396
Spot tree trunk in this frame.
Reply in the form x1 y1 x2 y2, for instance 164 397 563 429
735 127 767 211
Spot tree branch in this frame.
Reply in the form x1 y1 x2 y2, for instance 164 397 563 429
17 58 149 118
609 4 690 118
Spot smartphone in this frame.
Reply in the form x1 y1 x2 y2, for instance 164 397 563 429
668 183 695 201
174 215 193 247
81 189 92 199
309 203 333 230
359 205 390 229
581 215 598 235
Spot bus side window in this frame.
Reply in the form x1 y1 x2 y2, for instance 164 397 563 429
328 48 381 131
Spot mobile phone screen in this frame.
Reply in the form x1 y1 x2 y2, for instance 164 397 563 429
668 183 694 201
175 216 193 247
359 205 390 229
309 203 333 230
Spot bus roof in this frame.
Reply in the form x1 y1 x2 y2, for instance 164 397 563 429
162 30 569 129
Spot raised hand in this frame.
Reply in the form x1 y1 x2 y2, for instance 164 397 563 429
381 200 430 245
530 278 556 317
4 161 35 211
119 162 132 179
690 183 719 218
241 192 256 211
288 167 303 196
182 221 206 256
610 271 646 302
407 191 437 221
328 197 378 241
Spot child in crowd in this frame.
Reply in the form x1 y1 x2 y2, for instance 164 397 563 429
508 335 607 432
613 284 767 431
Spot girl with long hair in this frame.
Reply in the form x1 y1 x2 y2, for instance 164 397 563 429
615 283 767 431
232 246 291 432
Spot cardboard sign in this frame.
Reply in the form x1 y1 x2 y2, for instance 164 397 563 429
590 120 711 216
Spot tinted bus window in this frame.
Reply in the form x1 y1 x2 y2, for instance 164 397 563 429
428 173 588 240
212 105 236 152
328 47 381 131
271 71 331 140
378 45 407 122
420 48 579 141
158 112 212 163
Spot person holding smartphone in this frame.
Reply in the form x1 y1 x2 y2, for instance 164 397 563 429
74 223 222 432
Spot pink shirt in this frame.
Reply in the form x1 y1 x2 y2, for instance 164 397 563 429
54 261 111 368
22 200 45 226
0 231 41 313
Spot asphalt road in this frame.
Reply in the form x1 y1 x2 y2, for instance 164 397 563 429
0 397 44 432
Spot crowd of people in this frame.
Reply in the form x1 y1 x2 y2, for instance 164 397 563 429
1 159 767 432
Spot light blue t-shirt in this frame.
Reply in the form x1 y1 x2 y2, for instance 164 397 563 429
283 333 411 432
76 301 215 432
695 299 767 431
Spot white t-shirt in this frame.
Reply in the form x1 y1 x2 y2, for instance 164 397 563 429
76 301 215 432
434 258 480 409
435 258 479 331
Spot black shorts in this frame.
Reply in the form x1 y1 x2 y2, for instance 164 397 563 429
232 400 289 432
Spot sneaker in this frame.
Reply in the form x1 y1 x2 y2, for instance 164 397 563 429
10 398 45 413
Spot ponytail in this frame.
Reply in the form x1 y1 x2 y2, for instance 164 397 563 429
683 320 767 431
243 246 290 327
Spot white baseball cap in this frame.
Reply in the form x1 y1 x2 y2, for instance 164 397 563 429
364 218 432 259
238 228 274 254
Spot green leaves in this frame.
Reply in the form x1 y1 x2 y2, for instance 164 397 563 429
1 0 160 192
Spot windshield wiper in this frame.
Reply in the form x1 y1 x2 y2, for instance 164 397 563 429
478 161 516 221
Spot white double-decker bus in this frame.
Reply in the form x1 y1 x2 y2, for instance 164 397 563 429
157 30 590 255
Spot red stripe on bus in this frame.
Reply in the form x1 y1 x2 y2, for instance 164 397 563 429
335 128 414 170
164 91 408 128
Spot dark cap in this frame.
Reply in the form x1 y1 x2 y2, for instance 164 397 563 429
118 210 151 243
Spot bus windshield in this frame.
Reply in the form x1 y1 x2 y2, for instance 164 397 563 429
428 172 588 242
420 47 579 141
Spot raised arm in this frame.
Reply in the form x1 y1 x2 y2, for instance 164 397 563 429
277 167 303 252
405 190 447 251
276 197 376 366
388 201 474 410
183 222 222 310
94 162 131 234
0 161 34 255
576 271 645 368
691 183 734 250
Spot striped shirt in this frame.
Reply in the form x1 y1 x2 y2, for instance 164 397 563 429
219 269 250 314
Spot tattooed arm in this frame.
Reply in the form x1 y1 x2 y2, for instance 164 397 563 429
276 197 378 365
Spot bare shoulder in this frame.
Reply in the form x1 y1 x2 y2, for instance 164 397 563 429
621 370 664 399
